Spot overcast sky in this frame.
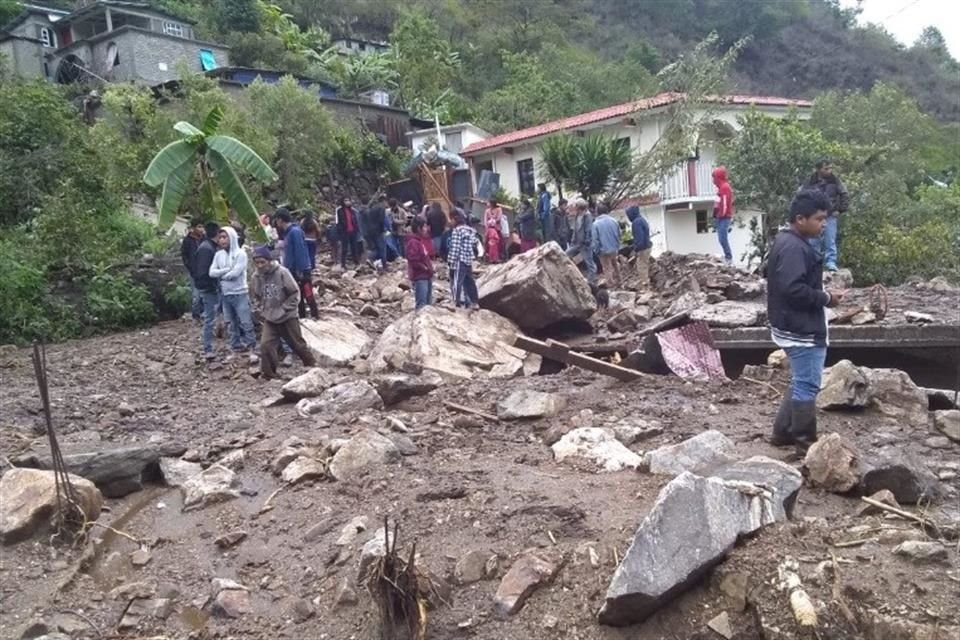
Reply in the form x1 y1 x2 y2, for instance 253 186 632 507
839 0 960 58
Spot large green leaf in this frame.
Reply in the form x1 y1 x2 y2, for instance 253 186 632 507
143 140 196 187
156 158 196 229
202 107 225 136
207 149 268 243
206 135 278 183
174 121 204 138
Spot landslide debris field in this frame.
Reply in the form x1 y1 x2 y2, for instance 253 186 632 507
1 251 958 640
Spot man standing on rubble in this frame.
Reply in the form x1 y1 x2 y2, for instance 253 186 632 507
550 198 571 250
193 221 221 361
181 218 205 321
803 158 849 272
766 189 845 451
627 205 652 288
592 204 622 286
712 166 734 265
536 183 551 240
274 209 319 320
447 209 480 309
566 198 596 284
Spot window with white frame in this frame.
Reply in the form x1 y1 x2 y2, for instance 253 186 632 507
162 21 184 37
39 27 55 48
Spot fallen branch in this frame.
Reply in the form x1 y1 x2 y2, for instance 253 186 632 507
859 497 940 536
58 609 103 639
84 521 141 546
443 401 500 423
740 376 783 397
829 551 859 629
259 485 286 514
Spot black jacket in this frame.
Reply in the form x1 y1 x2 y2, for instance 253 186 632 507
804 174 849 215
766 229 830 345
181 234 200 277
517 207 538 241
192 238 219 293
365 205 386 240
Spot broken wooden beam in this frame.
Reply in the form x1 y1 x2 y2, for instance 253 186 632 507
513 335 646 382
443 401 500 423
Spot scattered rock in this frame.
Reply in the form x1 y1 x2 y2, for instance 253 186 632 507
281 457 326 484
497 390 566 420
598 460 802 626
851 310 877 325
118 597 174 629
607 290 636 309
388 434 418 456
12 443 187 498
281 368 336 400
924 435 954 450
608 308 645 333
297 380 383 416
612 419 663 445
372 371 443 406
860 451 940 504
300 318 371 367
904 311 934 324
0 468 103 544
766 349 787 368
667 291 708 316
824 268 854 289
477 242 597 331
130 548 152 567
359 304 380 318
334 578 359 607
493 549 563 617
878 528 926 545
643 430 738 476
336 515 369 546
542 424 570 447
455 549 499 585
818 360 870 409
217 449 245 471
328 430 401 482
803 433 859 493
933 410 960 443
181 465 239 511
368 306 526 380
118 402 136 417
158 457 203 487
357 527 388 580
689 301 763 328
864 367 930 427
858 490 900 516
707 611 733 639
212 588 251 618
725 280 765 301
551 428 644 472
893 541 948 564
291 598 315 622
215 530 248 549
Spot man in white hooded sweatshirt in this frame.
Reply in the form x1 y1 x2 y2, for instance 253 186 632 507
210 226 258 362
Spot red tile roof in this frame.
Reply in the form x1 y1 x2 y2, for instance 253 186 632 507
461 92 813 156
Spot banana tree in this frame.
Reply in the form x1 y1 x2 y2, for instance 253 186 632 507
142 106 277 242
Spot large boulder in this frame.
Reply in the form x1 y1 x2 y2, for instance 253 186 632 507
863 367 930 427
281 368 337 400
933 410 960 442
367 306 529 380
497 390 566 420
300 318 371 367
803 433 860 493
328 430 401 482
372 372 443 406
1 468 104 544
551 428 644 472
643 431 738 476
12 443 187 498
597 458 801 626
860 450 940 504
818 360 870 409
296 380 383 417
477 242 597 331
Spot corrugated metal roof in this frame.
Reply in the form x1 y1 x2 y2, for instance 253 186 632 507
461 92 813 156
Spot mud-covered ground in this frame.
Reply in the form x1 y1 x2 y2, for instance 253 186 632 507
1 255 958 640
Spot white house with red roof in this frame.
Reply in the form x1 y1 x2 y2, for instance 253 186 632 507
459 92 811 265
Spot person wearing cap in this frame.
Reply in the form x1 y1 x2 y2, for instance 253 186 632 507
447 209 479 309
250 245 316 379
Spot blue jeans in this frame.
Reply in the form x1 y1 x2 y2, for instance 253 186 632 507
785 346 827 402
369 235 387 267
199 290 220 355
821 215 838 269
221 293 257 352
412 278 432 309
188 277 203 320
450 263 478 307
716 217 732 262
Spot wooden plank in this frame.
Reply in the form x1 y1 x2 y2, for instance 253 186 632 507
443 400 500 422
514 335 646 382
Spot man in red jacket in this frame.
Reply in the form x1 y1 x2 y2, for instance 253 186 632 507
712 166 734 264
405 218 434 308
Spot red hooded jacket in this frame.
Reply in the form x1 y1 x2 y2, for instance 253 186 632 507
712 166 734 220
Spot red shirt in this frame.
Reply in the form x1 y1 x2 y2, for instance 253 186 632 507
405 234 434 281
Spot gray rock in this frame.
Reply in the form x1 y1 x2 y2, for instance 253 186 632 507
281 457 326 484
597 459 802 626
707 611 733 639
824 268 854 289
334 578 359 607
933 410 960 443
118 402 136 417
477 242 597 331
818 360 870 409
291 598 315 622
803 433 860 493
359 303 380 318
158 457 203 487
607 309 644 333
551 428 644 472
860 451 940 504
118 598 174 629
904 311 934 324
328 430 401 482
497 390 566 420
281 368 336 400
217 449 245 471
724 280 765 301
181 465 239 511
493 549 563 617
924 436 954 450
607 290 636 310
0 468 103 544
297 380 383 417
215 530 248 549
212 589 251 618
300 318 371 367
11 443 187 498
644 430 737 476
357 527 388 580
893 541 948 564
372 371 443 406
336 515 369 546
612 419 663 445
271 445 305 475
667 291 708 316
689 301 763 328
130 548 151 567
864 367 930 427
455 549 499 584
388 434 418 456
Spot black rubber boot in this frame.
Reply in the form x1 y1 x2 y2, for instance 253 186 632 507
790 401 819 454
769 394 794 447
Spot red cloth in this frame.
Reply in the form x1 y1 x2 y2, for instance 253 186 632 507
712 166 734 219
405 234 434 281
485 227 501 262
520 238 538 253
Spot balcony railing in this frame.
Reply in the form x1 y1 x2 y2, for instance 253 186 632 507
659 159 716 203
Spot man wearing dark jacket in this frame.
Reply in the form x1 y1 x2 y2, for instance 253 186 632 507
549 199 571 249
334 197 361 269
274 208 318 320
766 189 845 450
364 196 388 271
803 159 849 272
626 206 652 288
193 222 221 360
181 218 205 320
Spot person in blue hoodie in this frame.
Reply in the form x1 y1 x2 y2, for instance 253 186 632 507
536 183 551 239
626 205 652 288
274 208 319 320
209 226 258 363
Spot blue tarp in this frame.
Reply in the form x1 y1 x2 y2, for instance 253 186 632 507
199 49 218 72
